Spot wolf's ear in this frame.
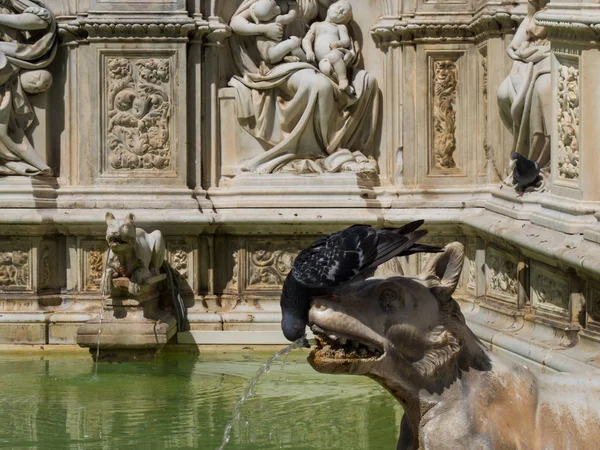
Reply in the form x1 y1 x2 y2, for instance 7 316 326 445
421 242 464 299
125 213 135 224
105 212 115 223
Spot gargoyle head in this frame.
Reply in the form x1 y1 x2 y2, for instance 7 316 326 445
308 242 474 390
105 212 137 253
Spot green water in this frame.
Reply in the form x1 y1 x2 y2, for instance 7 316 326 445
0 350 402 450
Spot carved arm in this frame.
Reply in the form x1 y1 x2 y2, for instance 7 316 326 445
0 12 47 31
302 24 317 63
231 14 283 41
330 24 350 49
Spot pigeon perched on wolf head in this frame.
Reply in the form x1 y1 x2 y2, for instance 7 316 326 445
511 152 540 195
280 220 443 344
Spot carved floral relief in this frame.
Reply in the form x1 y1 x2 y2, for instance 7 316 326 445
86 246 107 291
40 243 52 289
167 243 190 282
467 238 477 293
0 249 30 289
106 57 172 173
557 64 580 182
486 248 517 301
531 265 569 313
432 60 458 170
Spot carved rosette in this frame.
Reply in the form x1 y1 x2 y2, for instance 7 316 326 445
557 64 580 182
486 248 517 301
0 248 30 290
432 60 458 169
105 57 172 173
531 265 569 313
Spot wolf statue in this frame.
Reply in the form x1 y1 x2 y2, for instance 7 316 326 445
307 242 600 450
104 212 166 295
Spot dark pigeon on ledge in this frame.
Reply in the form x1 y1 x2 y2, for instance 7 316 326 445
280 220 443 345
511 152 540 196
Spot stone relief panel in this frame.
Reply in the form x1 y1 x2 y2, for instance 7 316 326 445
166 238 195 291
82 241 107 292
556 63 580 183
588 283 600 324
432 59 459 170
530 263 569 315
485 247 518 303
101 52 176 176
0 242 32 292
467 237 477 294
244 239 312 292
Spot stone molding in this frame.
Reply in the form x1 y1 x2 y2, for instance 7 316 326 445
535 9 600 44
370 10 519 47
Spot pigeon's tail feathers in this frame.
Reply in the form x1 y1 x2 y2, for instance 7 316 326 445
400 243 444 256
383 220 425 235
365 229 428 270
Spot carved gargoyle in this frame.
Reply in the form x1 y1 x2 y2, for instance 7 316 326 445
104 212 166 296
307 243 600 449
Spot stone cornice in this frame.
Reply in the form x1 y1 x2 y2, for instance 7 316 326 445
535 9 600 45
371 9 520 47
56 14 231 45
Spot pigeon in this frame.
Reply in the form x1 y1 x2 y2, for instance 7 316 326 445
280 220 443 344
511 152 540 195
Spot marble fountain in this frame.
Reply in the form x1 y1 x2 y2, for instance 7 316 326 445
0 0 599 448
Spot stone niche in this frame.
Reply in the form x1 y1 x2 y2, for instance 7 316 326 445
0 0 598 374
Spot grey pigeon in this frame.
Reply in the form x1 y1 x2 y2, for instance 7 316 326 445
511 152 540 195
280 220 443 344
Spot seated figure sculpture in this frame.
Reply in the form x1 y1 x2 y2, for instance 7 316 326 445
104 212 166 295
0 0 58 176
302 0 355 93
250 0 304 66
228 0 379 174
307 243 600 449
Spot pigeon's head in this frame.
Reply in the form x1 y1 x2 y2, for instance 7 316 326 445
281 311 308 343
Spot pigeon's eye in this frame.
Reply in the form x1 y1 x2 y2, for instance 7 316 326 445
379 289 403 312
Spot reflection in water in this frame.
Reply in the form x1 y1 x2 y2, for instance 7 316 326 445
0 351 403 449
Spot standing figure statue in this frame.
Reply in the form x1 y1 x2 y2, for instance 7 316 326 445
228 0 379 174
497 0 551 184
0 0 57 176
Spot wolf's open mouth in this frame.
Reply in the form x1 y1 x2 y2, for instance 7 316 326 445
310 324 383 360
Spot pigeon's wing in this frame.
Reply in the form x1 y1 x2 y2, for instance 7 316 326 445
291 225 378 288
363 228 429 270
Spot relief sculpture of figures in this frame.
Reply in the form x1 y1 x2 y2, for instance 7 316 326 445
229 0 379 174
497 0 550 187
0 0 57 176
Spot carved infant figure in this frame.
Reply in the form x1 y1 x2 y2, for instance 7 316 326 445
104 212 166 295
251 0 304 65
302 0 354 92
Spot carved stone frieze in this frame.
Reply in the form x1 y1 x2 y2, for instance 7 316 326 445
0 245 30 291
530 265 569 313
243 239 314 292
85 245 107 292
432 60 459 169
225 249 239 292
40 243 52 289
370 12 518 47
167 240 191 283
105 57 173 173
82 20 196 40
467 238 477 293
486 248 517 301
557 63 580 182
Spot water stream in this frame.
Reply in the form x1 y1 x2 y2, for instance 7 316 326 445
94 249 111 375
218 339 307 449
